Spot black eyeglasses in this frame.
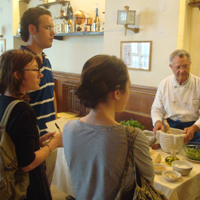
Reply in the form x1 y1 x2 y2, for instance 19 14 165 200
21 69 42 74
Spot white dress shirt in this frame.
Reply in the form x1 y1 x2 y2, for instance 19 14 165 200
151 74 200 128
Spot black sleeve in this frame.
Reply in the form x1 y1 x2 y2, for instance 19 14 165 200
6 102 40 168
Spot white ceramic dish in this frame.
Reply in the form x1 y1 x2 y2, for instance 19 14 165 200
156 128 185 153
143 130 156 146
172 160 193 176
162 170 181 182
153 163 167 174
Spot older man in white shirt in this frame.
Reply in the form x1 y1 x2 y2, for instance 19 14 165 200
151 49 200 147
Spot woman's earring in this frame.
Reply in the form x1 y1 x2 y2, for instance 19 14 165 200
117 97 120 100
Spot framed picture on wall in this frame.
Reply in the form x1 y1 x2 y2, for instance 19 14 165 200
0 39 6 56
120 41 152 71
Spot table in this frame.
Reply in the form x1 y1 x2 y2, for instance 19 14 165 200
52 147 75 196
153 149 200 200
52 147 200 200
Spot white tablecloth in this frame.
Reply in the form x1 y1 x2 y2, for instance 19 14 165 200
52 147 75 196
52 147 200 200
153 149 200 200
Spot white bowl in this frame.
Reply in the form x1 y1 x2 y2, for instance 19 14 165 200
162 170 181 182
156 128 185 153
153 163 167 174
172 160 193 176
143 130 156 146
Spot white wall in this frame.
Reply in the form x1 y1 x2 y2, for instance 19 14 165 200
13 0 105 74
104 0 180 87
189 7 200 77
0 0 14 51
1 0 200 87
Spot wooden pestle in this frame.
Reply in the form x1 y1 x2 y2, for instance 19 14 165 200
163 120 173 134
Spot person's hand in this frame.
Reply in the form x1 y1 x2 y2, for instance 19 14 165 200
153 120 164 135
183 124 199 143
151 121 164 150
39 132 56 147
49 132 63 148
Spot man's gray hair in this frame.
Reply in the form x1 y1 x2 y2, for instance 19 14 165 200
169 49 191 64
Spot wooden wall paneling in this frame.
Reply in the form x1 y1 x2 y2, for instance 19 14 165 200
53 71 157 130
125 84 157 117
62 82 90 116
53 71 80 112
116 84 157 130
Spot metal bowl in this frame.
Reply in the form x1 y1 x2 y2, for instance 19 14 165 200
182 142 200 162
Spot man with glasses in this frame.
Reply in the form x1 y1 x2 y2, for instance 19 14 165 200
151 49 200 149
20 6 57 186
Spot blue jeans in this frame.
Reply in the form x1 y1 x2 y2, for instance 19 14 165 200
167 118 200 143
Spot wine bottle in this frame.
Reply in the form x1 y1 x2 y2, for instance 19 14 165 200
66 11 73 33
102 12 105 31
66 1 73 20
93 8 100 32
17 22 21 35
61 19 66 33
57 17 61 33
60 4 64 17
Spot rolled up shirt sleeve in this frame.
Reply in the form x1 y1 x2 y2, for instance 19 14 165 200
194 119 200 130
151 83 166 126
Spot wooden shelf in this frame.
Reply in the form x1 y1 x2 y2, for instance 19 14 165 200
54 31 104 40
38 1 69 9
14 31 104 40
188 1 200 10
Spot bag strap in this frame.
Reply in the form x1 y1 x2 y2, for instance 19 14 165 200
0 100 23 128
118 127 168 200
126 127 139 185
126 126 139 184
117 126 138 198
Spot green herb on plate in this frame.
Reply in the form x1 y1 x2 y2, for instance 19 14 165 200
119 118 145 130
185 146 200 161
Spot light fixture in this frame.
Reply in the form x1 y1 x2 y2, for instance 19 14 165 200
117 6 139 36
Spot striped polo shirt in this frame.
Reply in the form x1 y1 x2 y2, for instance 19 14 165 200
20 45 56 136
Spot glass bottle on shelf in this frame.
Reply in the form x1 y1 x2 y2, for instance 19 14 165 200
64 5 67 18
66 1 73 20
60 19 65 33
93 8 100 32
66 11 73 33
57 17 61 33
60 4 64 17
17 22 21 35
102 12 105 31
53 17 57 34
